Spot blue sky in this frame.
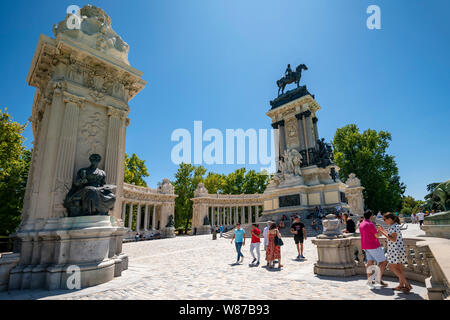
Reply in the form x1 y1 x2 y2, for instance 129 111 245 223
1 0 449 201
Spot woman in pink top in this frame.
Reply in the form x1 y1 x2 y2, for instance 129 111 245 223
359 210 388 287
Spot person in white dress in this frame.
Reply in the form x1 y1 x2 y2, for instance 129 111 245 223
377 212 412 293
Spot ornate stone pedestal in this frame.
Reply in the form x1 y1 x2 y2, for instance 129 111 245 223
8 216 128 290
312 214 356 277
195 225 212 235
161 227 176 238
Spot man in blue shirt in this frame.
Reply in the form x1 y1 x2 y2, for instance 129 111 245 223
231 223 246 263
219 225 223 237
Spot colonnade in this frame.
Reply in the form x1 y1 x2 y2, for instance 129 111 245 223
121 201 160 232
208 205 263 227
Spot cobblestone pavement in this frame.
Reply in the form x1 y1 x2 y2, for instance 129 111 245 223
0 223 427 300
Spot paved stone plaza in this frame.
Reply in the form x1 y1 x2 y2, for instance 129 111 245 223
0 224 427 300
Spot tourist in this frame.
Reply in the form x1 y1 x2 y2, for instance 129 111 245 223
417 210 425 227
377 211 383 219
394 211 399 217
266 222 282 268
377 213 412 293
263 221 272 253
311 218 319 232
290 216 306 259
342 213 356 233
250 224 261 266
135 233 140 242
220 224 224 237
230 223 246 263
410 212 416 224
359 210 388 287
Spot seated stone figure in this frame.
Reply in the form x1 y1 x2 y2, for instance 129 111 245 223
64 154 116 217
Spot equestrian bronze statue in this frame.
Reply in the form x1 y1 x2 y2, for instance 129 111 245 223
276 63 308 96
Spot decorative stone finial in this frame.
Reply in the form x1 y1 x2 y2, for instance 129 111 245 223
194 183 209 197
158 178 174 194
52 5 130 64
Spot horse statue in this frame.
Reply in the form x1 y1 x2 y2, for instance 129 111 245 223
276 64 308 96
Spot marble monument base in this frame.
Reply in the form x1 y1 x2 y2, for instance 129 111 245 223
194 225 212 235
161 227 176 238
7 215 128 291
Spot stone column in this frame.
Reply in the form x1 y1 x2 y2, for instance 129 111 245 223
295 113 306 151
241 206 245 224
152 205 156 230
128 203 133 230
211 207 215 226
234 206 238 225
105 107 125 185
136 203 142 232
122 201 127 222
248 206 252 224
52 93 84 217
312 116 319 143
143 204 148 231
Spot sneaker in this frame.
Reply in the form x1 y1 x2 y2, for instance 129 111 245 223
240 256 244 263
367 280 375 289
297 254 301 259
252 258 257 264
300 254 305 259
255 261 260 266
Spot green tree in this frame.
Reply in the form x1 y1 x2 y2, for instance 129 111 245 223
124 153 149 187
333 124 405 212
0 109 31 236
173 163 206 232
203 172 225 194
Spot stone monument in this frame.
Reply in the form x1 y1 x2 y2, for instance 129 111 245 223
260 64 364 223
1 5 146 290
191 183 213 235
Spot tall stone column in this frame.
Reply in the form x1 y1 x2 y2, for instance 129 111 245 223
122 202 127 222
128 203 134 230
241 206 245 224
234 206 238 225
271 120 286 160
295 112 306 154
312 116 319 143
249 206 253 224
143 205 148 231
52 92 84 217
136 203 141 232
152 205 156 230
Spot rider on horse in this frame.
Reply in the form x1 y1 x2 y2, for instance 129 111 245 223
285 64 293 78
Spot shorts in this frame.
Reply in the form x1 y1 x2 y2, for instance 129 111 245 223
294 236 304 244
364 247 386 263
419 220 423 226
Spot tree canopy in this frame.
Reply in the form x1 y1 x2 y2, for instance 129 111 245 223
0 108 31 236
124 153 149 187
333 124 405 213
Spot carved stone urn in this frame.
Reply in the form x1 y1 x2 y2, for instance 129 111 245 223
318 214 344 239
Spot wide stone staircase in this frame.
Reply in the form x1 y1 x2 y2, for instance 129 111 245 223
222 210 326 239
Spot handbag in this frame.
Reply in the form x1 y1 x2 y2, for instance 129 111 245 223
274 232 284 246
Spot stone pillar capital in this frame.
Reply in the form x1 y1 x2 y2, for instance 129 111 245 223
62 91 85 107
107 106 128 120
